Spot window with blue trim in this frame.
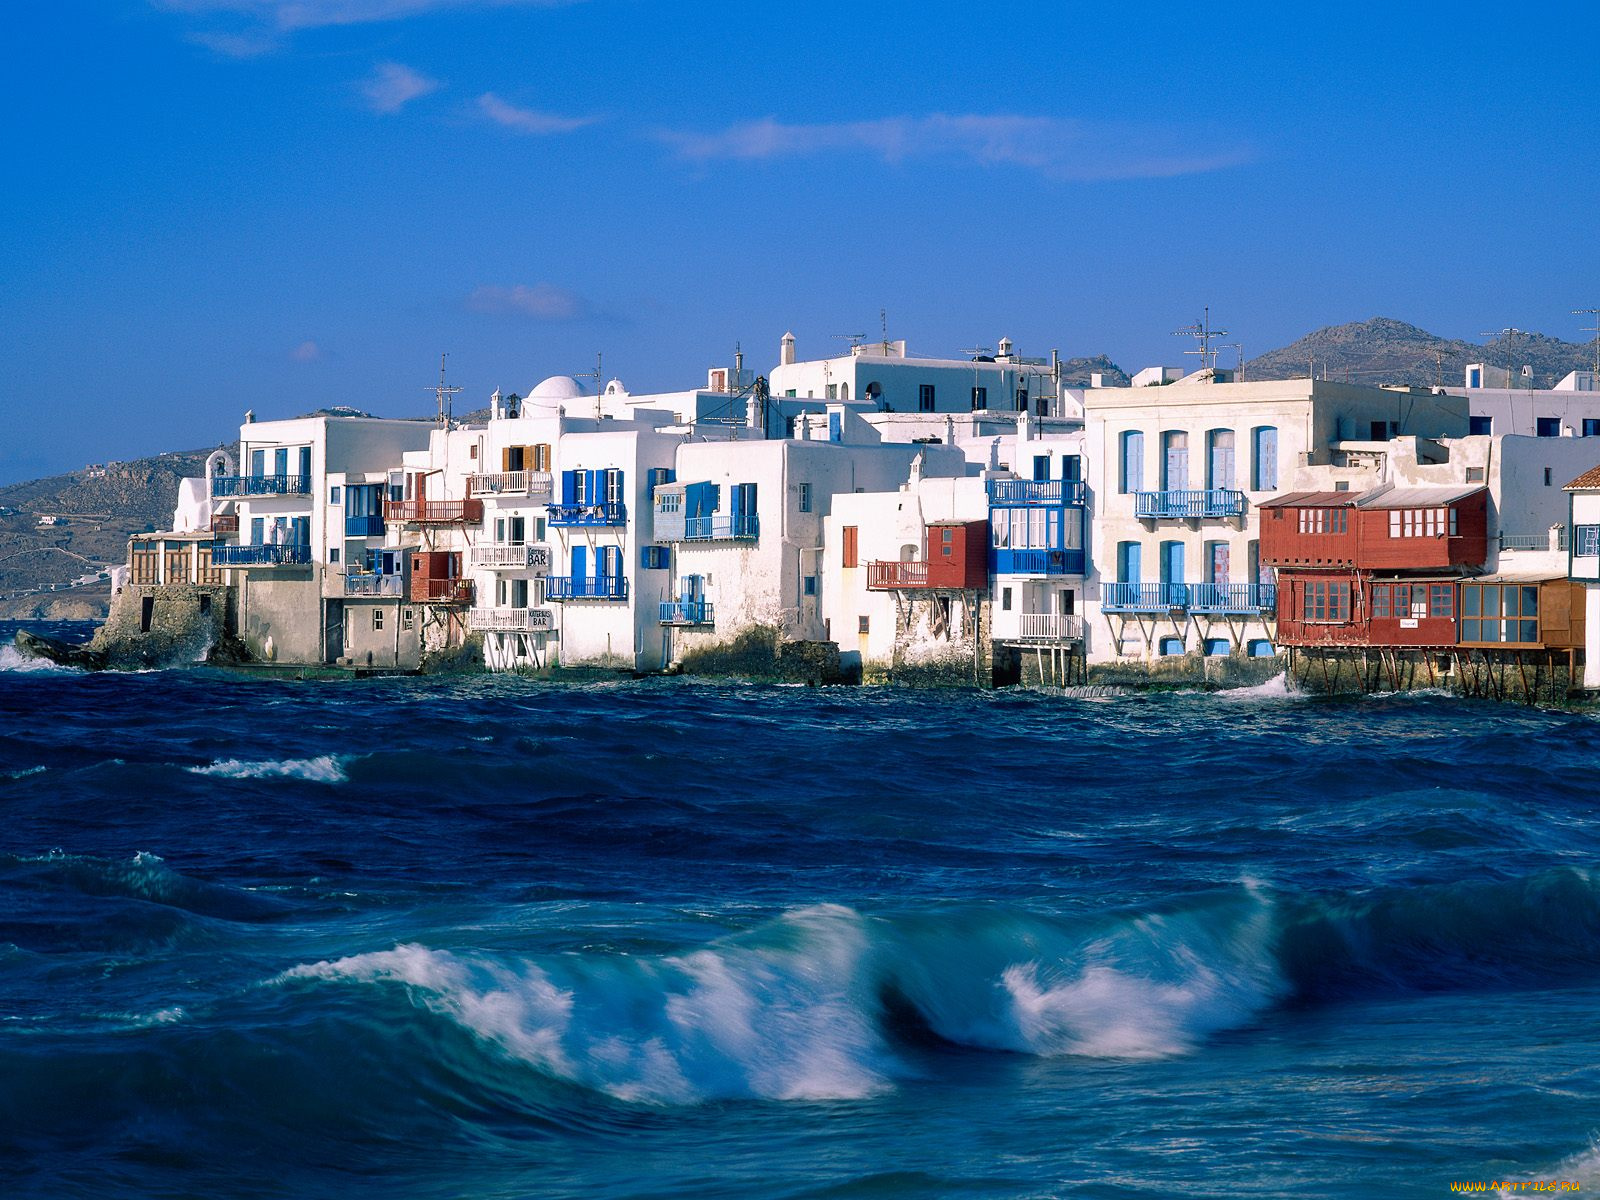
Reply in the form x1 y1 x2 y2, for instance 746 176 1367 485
1204 638 1229 657
640 546 670 569
1158 636 1185 656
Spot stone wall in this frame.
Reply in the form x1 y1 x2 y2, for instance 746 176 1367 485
238 572 324 664
1087 651 1284 690
677 625 851 684
90 582 236 669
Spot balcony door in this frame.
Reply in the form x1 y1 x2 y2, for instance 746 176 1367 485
1163 432 1188 491
1207 430 1235 491
1161 540 1185 588
1210 542 1230 585
1117 541 1141 584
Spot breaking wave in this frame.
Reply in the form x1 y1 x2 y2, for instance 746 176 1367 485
188 755 347 783
272 870 1600 1107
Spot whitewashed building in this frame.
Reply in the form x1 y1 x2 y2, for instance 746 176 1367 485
1083 377 1469 664
1566 463 1600 689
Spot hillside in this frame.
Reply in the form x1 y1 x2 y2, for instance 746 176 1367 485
1245 317 1595 388
0 449 219 619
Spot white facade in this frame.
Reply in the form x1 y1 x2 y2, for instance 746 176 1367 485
1452 367 1600 438
1083 378 1469 663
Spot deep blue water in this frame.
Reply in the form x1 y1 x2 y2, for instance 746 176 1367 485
5 620 1600 1198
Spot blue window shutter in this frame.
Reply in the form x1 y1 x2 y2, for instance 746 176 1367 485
1033 454 1050 482
250 449 266 477
561 471 576 504
298 446 312 480
828 412 841 442
571 545 587 578
250 517 263 545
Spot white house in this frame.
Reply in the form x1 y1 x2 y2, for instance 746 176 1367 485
1566 463 1600 689
1083 376 1469 664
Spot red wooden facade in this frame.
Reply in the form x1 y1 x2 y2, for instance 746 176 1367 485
1275 573 1462 647
866 521 988 590
1260 486 1488 571
410 551 472 604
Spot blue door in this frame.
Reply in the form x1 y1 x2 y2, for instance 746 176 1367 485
570 546 587 589
1117 541 1141 583
1161 541 1185 605
1120 432 1143 493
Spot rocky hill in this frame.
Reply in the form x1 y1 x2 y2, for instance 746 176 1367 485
1245 317 1595 388
0 449 220 619
1061 355 1130 387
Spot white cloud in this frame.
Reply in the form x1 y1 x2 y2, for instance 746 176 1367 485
290 340 323 362
154 1 574 33
476 93 596 135
185 28 281 56
359 62 440 114
657 114 1254 182
466 284 588 321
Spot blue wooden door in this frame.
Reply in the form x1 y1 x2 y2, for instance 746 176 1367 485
1163 433 1187 491
1208 430 1234 490
1117 541 1141 583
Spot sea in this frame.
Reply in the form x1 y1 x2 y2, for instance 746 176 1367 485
4 619 1600 1199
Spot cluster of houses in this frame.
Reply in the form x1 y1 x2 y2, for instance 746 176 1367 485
113 331 1600 697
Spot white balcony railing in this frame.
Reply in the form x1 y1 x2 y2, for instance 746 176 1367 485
469 543 552 571
467 470 554 501
1016 613 1086 643
467 607 554 632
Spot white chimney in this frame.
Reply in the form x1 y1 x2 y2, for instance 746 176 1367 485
780 331 796 366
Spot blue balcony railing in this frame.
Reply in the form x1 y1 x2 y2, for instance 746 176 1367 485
987 479 1086 506
1187 583 1278 613
344 514 386 537
1133 489 1246 519
211 543 312 566
545 574 628 600
659 599 714 624
547 501 627 527
992 548 1086 576
210 475 313 498
684 513 759 541
1101 582 1189 611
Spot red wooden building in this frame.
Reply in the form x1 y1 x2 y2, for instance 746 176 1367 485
867 521 989 590
1261 485 1489 648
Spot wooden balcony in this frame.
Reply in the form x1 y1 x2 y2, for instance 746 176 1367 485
384 499 484 525
410 577 474 604
468 607 554 632
467 471 554 502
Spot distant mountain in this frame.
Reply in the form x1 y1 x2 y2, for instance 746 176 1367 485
0 448 218 619
1061 355 1131 387
1245 317 1595 389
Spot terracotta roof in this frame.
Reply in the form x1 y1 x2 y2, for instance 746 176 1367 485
1563 463 1600 490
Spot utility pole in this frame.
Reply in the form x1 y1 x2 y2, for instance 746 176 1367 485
575 352 604 418
426 354 462 429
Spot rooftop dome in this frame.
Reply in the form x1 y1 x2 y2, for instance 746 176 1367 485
528 375 586 400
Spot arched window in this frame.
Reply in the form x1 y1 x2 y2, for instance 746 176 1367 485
1252 426 1278 491
1162 431 1188 491
1207 429 1235 490
1119 431 1144 494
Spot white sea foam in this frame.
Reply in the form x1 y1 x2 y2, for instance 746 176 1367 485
0 644 79 674
1215 673 1304 702
189 755 347 783
1 767 46 782
281 905 896 1104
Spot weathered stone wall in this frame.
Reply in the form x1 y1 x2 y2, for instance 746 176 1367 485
340 599 422 670
90 582 236 669
238 572 323 664
676 625 851 684
1087 651 1284 690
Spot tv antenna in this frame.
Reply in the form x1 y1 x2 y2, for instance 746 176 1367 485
1574 307 1600 380
1173 307 1229 372
1224 342 1244 381
832 331 866 354
1480 327 1523 388
427 353 463 428
575 351 604 418
879 307 889 350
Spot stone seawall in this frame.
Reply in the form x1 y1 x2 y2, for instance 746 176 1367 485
89 583 241 670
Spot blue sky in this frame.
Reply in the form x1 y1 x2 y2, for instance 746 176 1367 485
3 0 1598 484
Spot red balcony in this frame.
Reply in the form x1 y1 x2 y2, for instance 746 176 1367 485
384 499 484 525
410 576 475 604
868 560 931 589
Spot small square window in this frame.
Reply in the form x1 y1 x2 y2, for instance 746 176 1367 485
798 482 812 513
329 486 341 505
803 575 817 596
330 547 340 564
1545 468 1554 486
1001 587 1012 611
858 615 870 634
373 609 384 631
402 608 414 630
